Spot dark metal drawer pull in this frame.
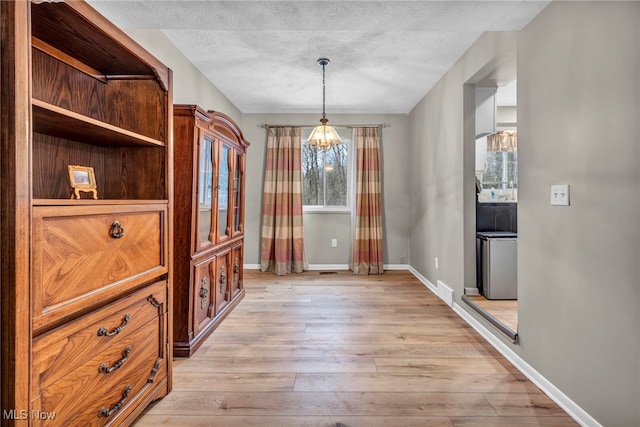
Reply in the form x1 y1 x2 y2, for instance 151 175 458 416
98 384 131 418
199 276 209 309
99 346 132 374
97 314 131 337
219 265 226 293
109 220 125 238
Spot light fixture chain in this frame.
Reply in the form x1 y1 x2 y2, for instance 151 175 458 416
306 57 342 150
322 61 326 118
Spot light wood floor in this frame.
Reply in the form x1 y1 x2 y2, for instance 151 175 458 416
466 295 518 333
134 270 576 427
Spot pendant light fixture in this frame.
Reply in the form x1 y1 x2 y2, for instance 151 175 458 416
307 58 342 151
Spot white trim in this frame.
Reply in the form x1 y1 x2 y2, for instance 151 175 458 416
454 304 601 427
408 267 600 427
436 280 454 308
306 264 350 271
245 263 411 272
303 207 352 214
383 264 410 270
407 265 438 295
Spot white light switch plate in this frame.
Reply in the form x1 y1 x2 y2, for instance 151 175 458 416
551 184 570 206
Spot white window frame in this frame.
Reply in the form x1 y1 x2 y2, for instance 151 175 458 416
301 127 353 214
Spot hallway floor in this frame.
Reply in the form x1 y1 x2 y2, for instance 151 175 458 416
134 270 576 426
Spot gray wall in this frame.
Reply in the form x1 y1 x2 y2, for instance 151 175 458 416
517 2 639 425
121 29 242 123
242 114 410 267
409 2 640 426
408 30 517 297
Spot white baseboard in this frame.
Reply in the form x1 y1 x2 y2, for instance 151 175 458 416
383 264 410 270
454 304 600 427
407 266 438 294
306 264 350 270
408 267 600 427
244 264 412 272
436 280 454 308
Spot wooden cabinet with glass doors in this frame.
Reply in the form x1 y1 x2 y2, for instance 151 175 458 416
172 105 249 357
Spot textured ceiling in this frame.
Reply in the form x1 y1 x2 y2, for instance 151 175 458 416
88 1 548 114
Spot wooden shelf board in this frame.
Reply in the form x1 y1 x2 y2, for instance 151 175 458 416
33 199 169 206
32 99 165 147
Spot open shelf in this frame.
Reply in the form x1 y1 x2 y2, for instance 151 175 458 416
32 99 165 147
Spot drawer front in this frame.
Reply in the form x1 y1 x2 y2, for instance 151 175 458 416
231 243 243 298
32 281 167 394
192 256 215 337
32 204 167 331
36 313 166 425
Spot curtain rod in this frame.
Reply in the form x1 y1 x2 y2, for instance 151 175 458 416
259 123 390 129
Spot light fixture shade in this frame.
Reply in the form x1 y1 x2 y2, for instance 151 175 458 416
306 123 342 151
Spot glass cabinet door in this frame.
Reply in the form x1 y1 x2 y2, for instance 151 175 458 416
217 144 231 240
233 151 243 234
197 135 214 248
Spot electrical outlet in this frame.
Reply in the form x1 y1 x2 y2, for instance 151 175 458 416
551 184 570 206
435 257 439 270
331 238 337 247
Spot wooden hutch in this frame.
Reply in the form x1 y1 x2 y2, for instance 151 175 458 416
1 1 173 424
172 105 249 357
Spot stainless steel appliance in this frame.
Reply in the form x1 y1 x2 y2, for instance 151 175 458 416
477 231 517 300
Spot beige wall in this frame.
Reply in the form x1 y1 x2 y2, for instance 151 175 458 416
242 114 410 267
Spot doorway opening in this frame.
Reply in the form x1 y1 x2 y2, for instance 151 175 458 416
464 74 518 340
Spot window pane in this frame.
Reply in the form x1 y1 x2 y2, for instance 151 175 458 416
325 144 348 206
302 144 324 205
481 150 517 201
301 127 350 209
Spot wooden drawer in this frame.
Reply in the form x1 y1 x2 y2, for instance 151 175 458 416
31 281 167 425
32 203 168 332
32 280 167 391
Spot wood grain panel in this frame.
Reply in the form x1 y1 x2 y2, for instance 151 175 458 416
33 49 166 141
32 204 167 332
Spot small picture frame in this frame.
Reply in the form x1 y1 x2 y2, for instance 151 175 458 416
68 165 98 199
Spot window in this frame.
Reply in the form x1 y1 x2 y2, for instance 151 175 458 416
301 127 351 210
481 150 518 201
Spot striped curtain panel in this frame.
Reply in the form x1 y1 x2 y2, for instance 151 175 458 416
351 127 384 275
260 127 306 275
